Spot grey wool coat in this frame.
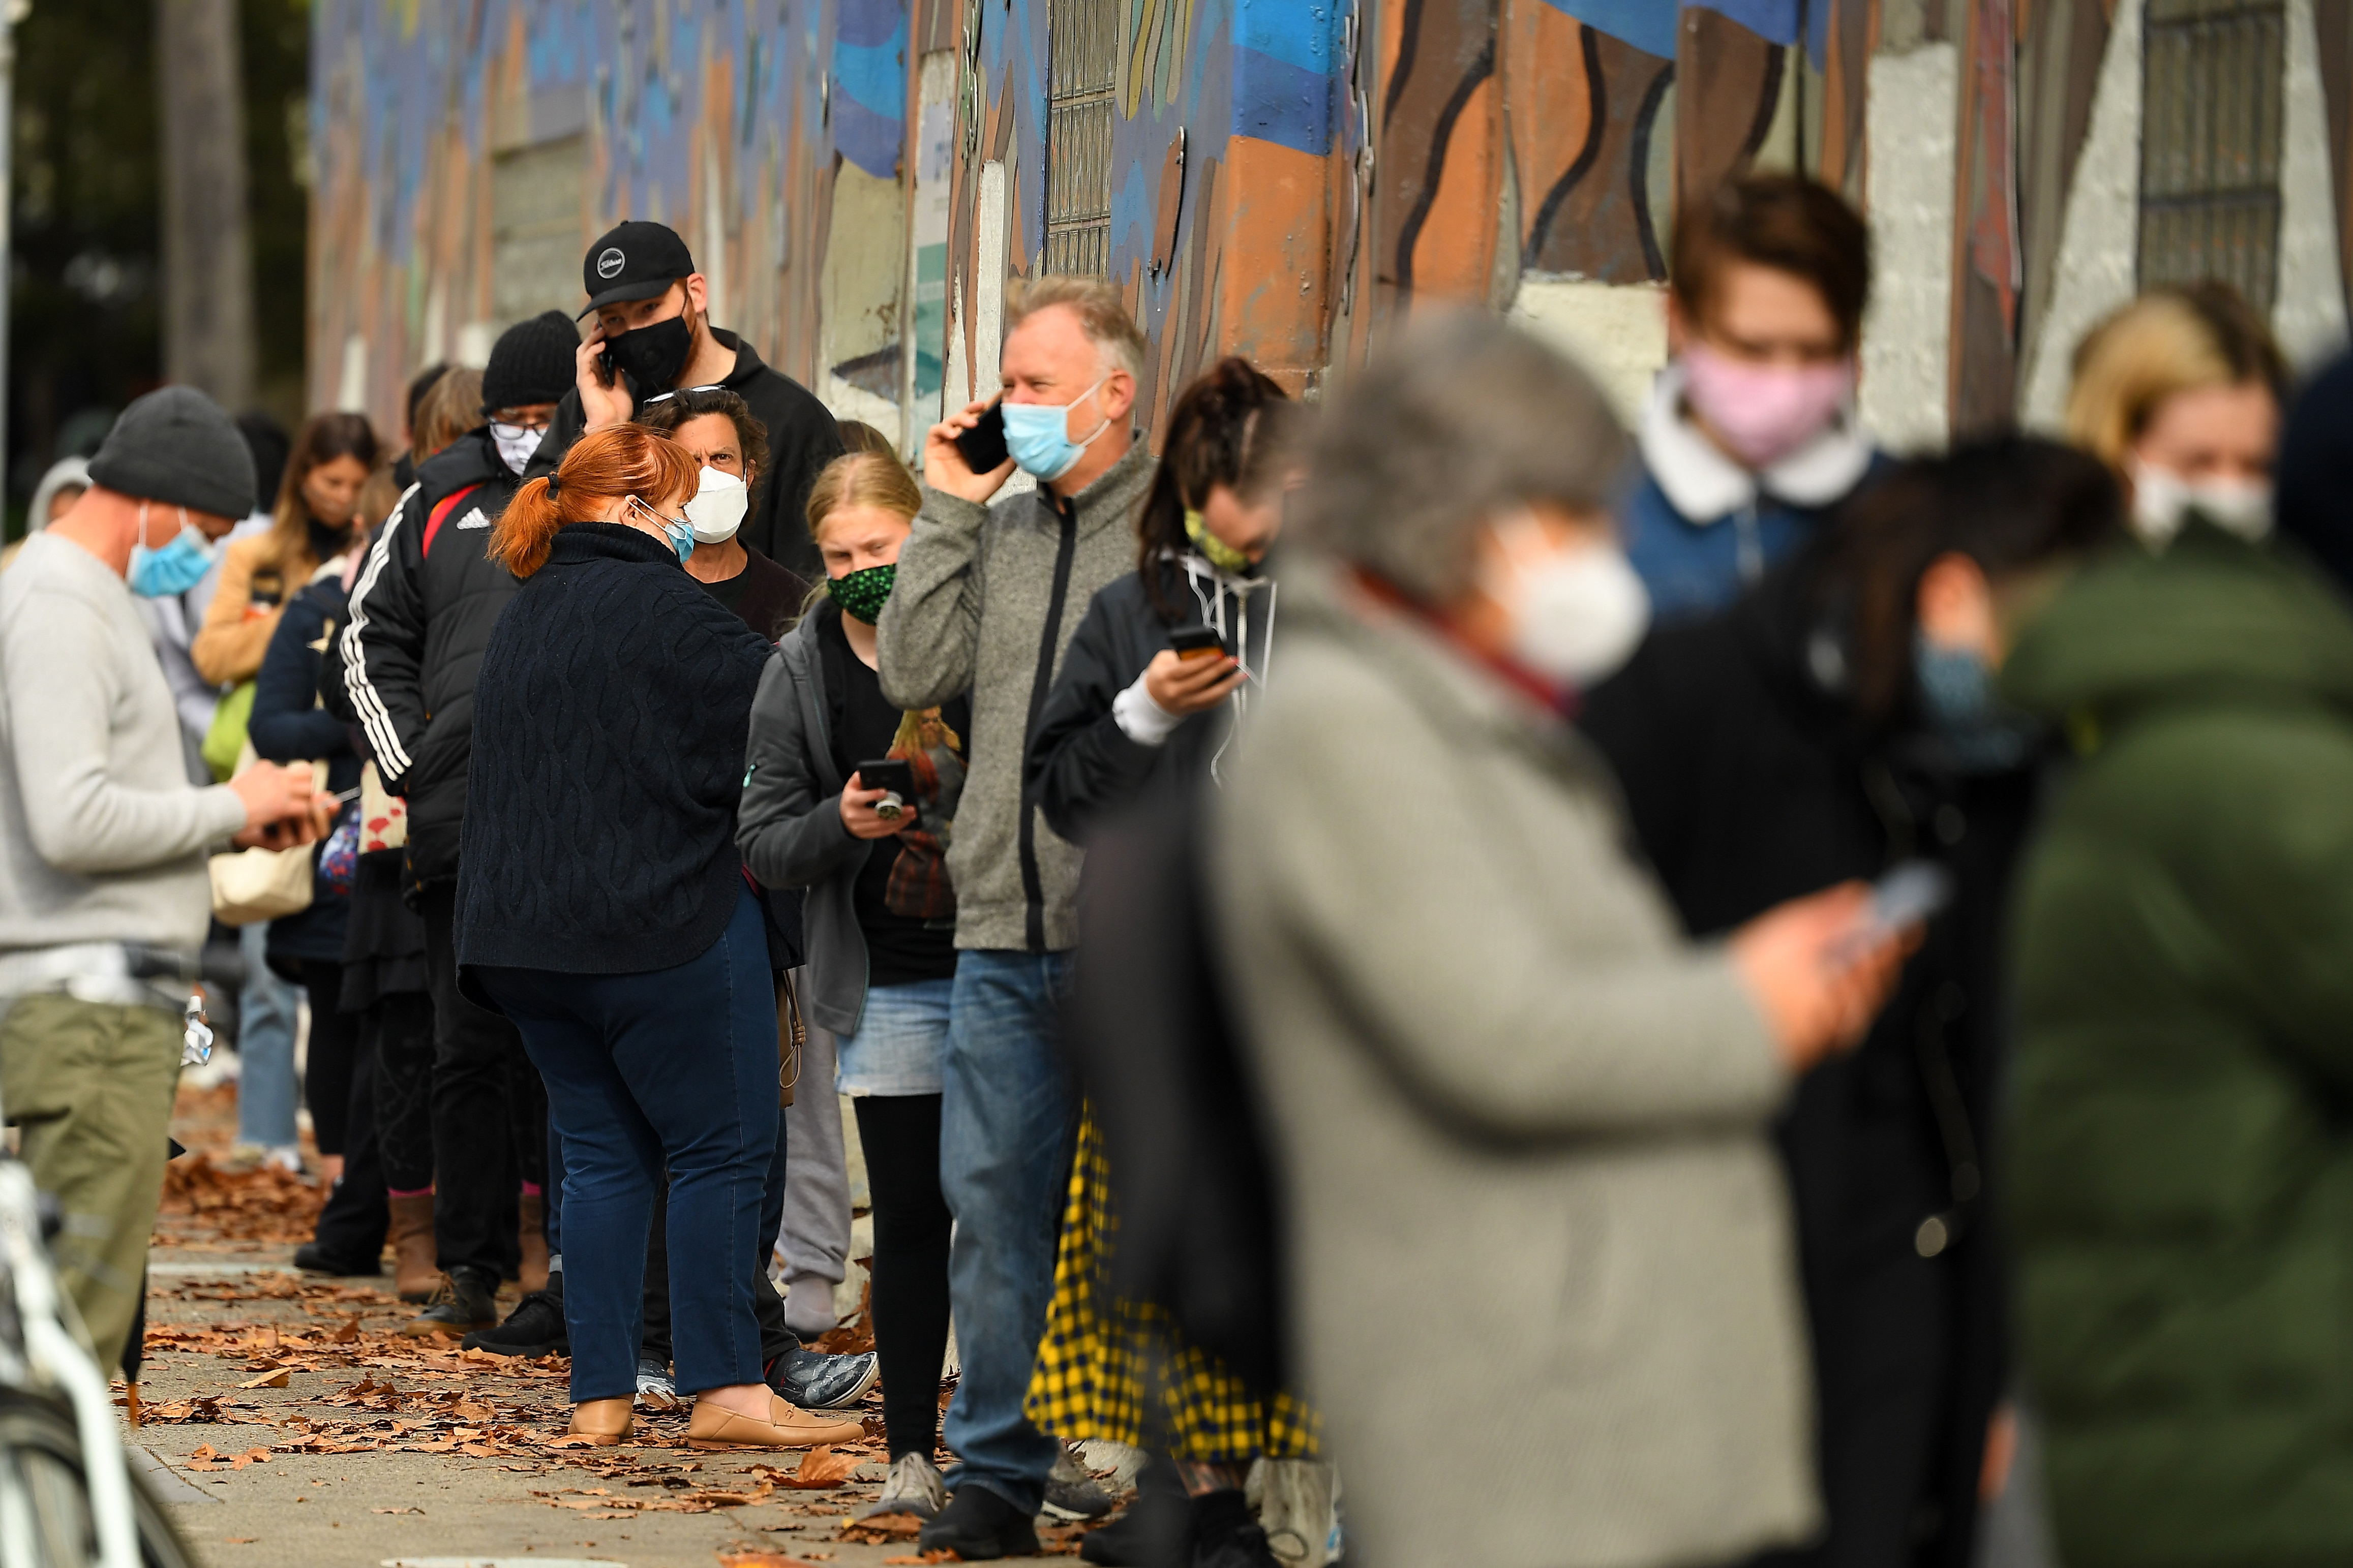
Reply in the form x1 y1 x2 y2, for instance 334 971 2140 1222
1208 564 1821 1568
875 443 1156 952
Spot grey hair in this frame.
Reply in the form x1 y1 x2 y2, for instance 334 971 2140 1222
1295 312 1628 599
1006 274 1149 381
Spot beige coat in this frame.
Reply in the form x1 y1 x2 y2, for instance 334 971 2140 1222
193 531 315 686
1209 566 1819 1568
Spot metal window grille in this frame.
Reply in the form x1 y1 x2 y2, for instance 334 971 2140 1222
1045 0 1118 276
2138 0 2286 313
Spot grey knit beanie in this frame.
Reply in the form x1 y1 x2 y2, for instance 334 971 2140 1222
480 311 582 413
85 386 258 521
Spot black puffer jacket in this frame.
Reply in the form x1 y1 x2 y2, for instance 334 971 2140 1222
340 428 523 887
456 522 772 979
1026 554 1277 842
1580 547 2032 1568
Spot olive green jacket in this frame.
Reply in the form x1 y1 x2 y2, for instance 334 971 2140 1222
2002 523 2353 1568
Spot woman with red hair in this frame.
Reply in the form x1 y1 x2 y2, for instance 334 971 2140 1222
455 424 862 1452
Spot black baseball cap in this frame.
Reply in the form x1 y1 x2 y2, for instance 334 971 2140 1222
580 221 697 315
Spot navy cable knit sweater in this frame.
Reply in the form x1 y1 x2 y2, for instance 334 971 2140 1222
456 522 772 977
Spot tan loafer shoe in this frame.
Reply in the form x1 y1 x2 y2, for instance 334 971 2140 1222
686 1392 865 1450
567 1397 634 1446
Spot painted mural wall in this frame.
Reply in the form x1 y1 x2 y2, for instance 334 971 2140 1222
310 0 2352 458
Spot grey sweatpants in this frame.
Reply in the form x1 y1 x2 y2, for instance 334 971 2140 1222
777 1019 851 1339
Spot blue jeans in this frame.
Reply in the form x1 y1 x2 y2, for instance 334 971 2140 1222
478 885 777 1403
939 950 1076 1514
235 921 301 1148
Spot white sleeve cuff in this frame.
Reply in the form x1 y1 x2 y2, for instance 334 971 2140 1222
1111 671 1185 747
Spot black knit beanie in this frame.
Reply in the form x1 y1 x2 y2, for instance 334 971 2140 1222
480 311 581 413
85 386 257 521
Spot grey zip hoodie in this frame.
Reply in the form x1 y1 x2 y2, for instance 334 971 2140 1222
877 443 1157 952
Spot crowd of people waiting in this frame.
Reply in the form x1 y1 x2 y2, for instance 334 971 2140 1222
1 170 2350 1568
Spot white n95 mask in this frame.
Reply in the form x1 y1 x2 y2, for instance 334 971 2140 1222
1491 511 1652 688
685 465 750 544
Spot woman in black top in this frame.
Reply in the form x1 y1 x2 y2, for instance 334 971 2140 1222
739 450 967 1520
1022 360 1315 1568
456 424 865 1453
1580 439 2123 1568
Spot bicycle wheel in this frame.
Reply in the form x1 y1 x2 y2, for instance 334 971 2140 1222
0 1395 196 1568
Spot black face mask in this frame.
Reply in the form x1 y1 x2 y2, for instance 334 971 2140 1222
605 313 694 394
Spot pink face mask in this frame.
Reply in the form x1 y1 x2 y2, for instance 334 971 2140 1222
1680 342 1855 469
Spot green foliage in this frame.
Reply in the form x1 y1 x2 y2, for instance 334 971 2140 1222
6 0 310 538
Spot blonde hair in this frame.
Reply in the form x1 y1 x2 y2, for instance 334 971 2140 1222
1005 275 1149 381
490 424 700 578
2064 283 2286 472
805 451 923 540
411 367 486 463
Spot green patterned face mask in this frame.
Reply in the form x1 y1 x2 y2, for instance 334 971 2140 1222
827 563 896 623
1185 508 1254 575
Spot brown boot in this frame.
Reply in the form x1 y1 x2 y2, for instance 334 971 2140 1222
518 1191 549 1294
386 1194 439 1303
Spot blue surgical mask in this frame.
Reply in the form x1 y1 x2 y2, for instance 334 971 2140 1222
1915 634 2036 772
631 497 696 565
1002 378 1110 482
127 504 220 598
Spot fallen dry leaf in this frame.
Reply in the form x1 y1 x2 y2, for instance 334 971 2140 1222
719 1555 825 1568
780 1446 857 1489
369 1507 423 1515
879 1554 958 1566
238 1368 290 1389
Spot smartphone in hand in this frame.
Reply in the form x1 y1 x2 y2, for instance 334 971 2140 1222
855 758 919 820
953 402 1010 474
1829 860 1952 969
1167 625 1226 661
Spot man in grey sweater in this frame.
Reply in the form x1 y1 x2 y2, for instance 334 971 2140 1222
877 277 1157 1558
0 386 318 1375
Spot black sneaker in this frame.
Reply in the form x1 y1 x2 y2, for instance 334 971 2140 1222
1082 1456 1194 1568
1190 1489 1279 1568
766 1345 879 1411
460 1285 567 1357
917 1482 1040 1561
292 1241 381 1278
397 1267 498 1338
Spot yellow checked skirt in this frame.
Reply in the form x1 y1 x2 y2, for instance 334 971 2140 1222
1024 1109 1320 1465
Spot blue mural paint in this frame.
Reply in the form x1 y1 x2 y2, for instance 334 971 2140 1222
1537 0 1680 57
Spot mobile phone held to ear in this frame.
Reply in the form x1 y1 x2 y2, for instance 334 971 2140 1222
1167 625 1225 661
953 402 1010 474
855 758 919 820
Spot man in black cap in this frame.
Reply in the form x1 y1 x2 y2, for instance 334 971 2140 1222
530 220 844 575
343 311 579 1337
0 385 320 1377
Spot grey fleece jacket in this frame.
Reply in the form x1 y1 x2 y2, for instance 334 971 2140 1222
876 444 1156 952
737 614 873 1036
0 534 249 955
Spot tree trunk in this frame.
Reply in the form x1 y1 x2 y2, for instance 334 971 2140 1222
155 0 254 411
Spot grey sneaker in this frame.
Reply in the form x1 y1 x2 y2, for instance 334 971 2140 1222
1044 1445 1117 1521
858 1450 949 1521
634 1357 677 1411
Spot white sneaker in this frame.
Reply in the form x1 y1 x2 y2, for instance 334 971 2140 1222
260 1146 304 1175
635 1357 677 1411
857 1450 948 1520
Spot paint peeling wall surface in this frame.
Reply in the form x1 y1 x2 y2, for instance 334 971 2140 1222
310 0 908 433
312 0 2353 453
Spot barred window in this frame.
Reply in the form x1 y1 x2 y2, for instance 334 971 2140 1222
2138 0 2286 313
1045 0 1118 277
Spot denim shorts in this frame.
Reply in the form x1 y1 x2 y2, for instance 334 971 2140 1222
835 976 953 1096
